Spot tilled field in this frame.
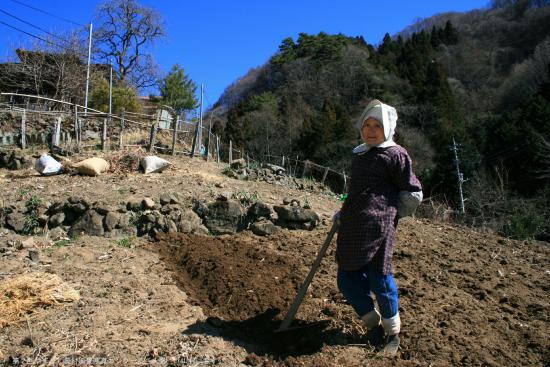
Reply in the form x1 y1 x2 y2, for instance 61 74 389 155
154 221 549 366
0 155 548 366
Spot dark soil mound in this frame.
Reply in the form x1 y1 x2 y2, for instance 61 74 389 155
155 232 341 357
154 223 550 366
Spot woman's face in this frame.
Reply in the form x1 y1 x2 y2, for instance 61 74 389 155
362 117 385 146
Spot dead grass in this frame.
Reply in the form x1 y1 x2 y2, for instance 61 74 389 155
104 148 148 174
0 272 80 327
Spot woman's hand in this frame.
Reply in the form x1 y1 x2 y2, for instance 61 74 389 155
332 211 341 224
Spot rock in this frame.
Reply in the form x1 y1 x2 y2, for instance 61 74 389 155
283 197 292 205
159 193 181 205
225 170 239 179
81 130 100 141
142 198 156 209
160 204 180 215
37 214 49 226
247 202 272 220
5 212 26 233
203 200 243 235
47 227 67 241
68 210 105 237
145 213 157 223
104 212 121 231
19 237 35 249
230 158 246 170
117 213 132 229
166 219 178 233
250 219 279 236
28 250 39 262
215 182 225 188
273 205 319 230
46 200 66 215
126 198 143 212
168 193 180 204
216 192 231 201
68 196 90 208
193 201 209 218
159 193 171 206
177 210 203 233
49 212 65 227
93 202 113 215
263 163 286 175
273 206 318 222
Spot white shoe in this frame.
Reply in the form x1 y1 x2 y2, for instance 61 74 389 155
361 309 381 329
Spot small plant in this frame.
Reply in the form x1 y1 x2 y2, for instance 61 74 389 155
232 190 258 206
222 165 233 175
116 237 133 248
248 161 259 170
54 239 73 247
22 195 42 235
117 186 128 195
503 212 544 240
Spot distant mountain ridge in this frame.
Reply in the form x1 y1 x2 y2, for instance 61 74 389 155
209 1 550 240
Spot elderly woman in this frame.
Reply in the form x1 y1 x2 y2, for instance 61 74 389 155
334 99 423 356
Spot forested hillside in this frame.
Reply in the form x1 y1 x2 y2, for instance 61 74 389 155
211 0 550 240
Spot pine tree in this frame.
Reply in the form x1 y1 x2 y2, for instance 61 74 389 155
158 64 198 112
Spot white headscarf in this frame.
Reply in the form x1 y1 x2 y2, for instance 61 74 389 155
353 99 398 154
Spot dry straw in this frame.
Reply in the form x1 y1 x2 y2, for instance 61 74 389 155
0 272 80 327
104 148 147 174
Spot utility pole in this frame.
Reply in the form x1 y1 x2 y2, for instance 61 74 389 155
84 22 93 116
191 84 204 157
109 59 113 116
451 137 466 214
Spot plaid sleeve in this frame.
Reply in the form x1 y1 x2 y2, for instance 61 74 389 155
391 148 422 193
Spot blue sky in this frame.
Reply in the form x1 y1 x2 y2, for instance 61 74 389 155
0 0 489 106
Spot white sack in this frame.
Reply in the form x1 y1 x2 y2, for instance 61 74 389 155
140 156 171 174
34 154 62 176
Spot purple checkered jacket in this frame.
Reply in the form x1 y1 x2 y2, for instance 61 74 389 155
336 145 422 274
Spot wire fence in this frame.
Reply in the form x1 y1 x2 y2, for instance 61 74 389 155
1 92 349 193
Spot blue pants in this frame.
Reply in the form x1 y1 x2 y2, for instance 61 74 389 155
337 265 399 319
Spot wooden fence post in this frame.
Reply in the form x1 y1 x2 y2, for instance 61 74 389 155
73 107 81 151
118 108 125 150
52 116 61 147
148 110 160 152
216 135 220 163
101 118 108 151
321 166 329 185
205 133 210 162
229 140 233 163
20 110 26 149
171 115 179 155
301 160 309 178
148 122 158 152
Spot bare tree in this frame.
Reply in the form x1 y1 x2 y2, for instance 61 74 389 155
94 0 165 90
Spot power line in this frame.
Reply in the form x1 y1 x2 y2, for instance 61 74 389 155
0 19 64 48
8 0 84 27
0 8 73 46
